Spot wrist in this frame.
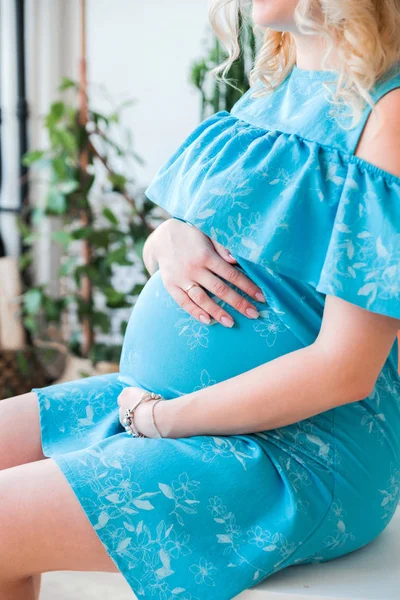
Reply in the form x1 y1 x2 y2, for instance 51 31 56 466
131 398 172 439
143 219 177 275
155 394 197 439
153 399 175 438
143 231 160 275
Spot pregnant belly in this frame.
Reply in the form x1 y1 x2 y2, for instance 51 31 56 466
118 268 302 398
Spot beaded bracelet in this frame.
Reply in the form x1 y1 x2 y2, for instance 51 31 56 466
122 391 165 438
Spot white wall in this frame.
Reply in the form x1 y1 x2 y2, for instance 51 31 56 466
86 0 210 186
1 0 211 345
1 0 210 259
0 0 23 257
26 0 80 291
82 0 211 343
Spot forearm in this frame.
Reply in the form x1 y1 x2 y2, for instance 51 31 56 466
156 342 371 438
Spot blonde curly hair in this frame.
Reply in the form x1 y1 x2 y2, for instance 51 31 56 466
208 0 400 129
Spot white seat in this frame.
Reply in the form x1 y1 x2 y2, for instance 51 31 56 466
42 506 399 600
236 505 400 600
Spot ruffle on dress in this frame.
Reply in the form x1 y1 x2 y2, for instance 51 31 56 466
144 110 400 322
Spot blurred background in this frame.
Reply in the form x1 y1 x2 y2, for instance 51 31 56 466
0 0 256 398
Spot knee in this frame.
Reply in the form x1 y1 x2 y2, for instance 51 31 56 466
0 392 44 471
0 469 21 581
0 464 42 582
0 398 15 470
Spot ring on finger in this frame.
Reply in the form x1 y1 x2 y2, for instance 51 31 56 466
184 282 202 294
181 282 211 324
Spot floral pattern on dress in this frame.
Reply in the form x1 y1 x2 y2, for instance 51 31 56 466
144 82 400 323
255 411 337 475
32 63 400 599
318 180 400 315
205 494 302 586
378 461 400 524
253 310 289 346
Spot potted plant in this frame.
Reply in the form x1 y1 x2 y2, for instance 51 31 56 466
19 76 163 381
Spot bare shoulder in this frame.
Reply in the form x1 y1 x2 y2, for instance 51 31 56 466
355 87 400 178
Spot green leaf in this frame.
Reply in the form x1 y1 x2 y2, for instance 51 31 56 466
87 229 112 249
128 283 145 296
23 288 43 315
134 238 145 259
92 311 111 333
56 129 78 153
74 264 100 287
103 288 131 309
31 206 46 226
15 351 29 376
51 156 68 179
22 150 46 166
71 227 92 240
59 256 77 276
57 180 79 195
108 172 127 190
46 189 66 214
59 77 78 91
51 231 72 248
18 253 32 270
45 101 66 128
102 207 119 225
106 246 133 266
20 230 39 245
23 315 38 333
43 296 64 323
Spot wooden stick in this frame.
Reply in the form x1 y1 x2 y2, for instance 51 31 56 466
78 0 93 357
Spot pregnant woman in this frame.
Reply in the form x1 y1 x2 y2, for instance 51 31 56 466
1 1 400 599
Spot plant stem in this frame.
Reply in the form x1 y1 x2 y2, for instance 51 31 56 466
78 0 94 358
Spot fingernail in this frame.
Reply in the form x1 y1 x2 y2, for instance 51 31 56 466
221 315 234 327
255 291 266 302
199 314 210 324
246 307 259 319
227 253 235 260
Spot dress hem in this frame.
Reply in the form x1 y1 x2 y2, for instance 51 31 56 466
29 384 339 599
53 453 141 598
31 387 54 458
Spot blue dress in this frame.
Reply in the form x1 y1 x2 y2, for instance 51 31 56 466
32 64 400 600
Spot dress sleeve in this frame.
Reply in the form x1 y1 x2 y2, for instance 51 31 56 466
315 159 400 322
144 107 400 323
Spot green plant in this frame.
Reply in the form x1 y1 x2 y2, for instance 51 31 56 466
190 12 257 119
20 77 161 363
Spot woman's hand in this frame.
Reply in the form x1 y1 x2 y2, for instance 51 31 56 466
143 218 266 327
118 386 165 439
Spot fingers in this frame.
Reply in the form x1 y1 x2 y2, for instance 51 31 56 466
154 224 267 326
178 283 236 327
165 284 215 326
165 271 263 328
206 253 266 304
195 270 262 322
208 238 238 264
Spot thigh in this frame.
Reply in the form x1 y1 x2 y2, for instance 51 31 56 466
0 457 119 582
0 392 45 470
